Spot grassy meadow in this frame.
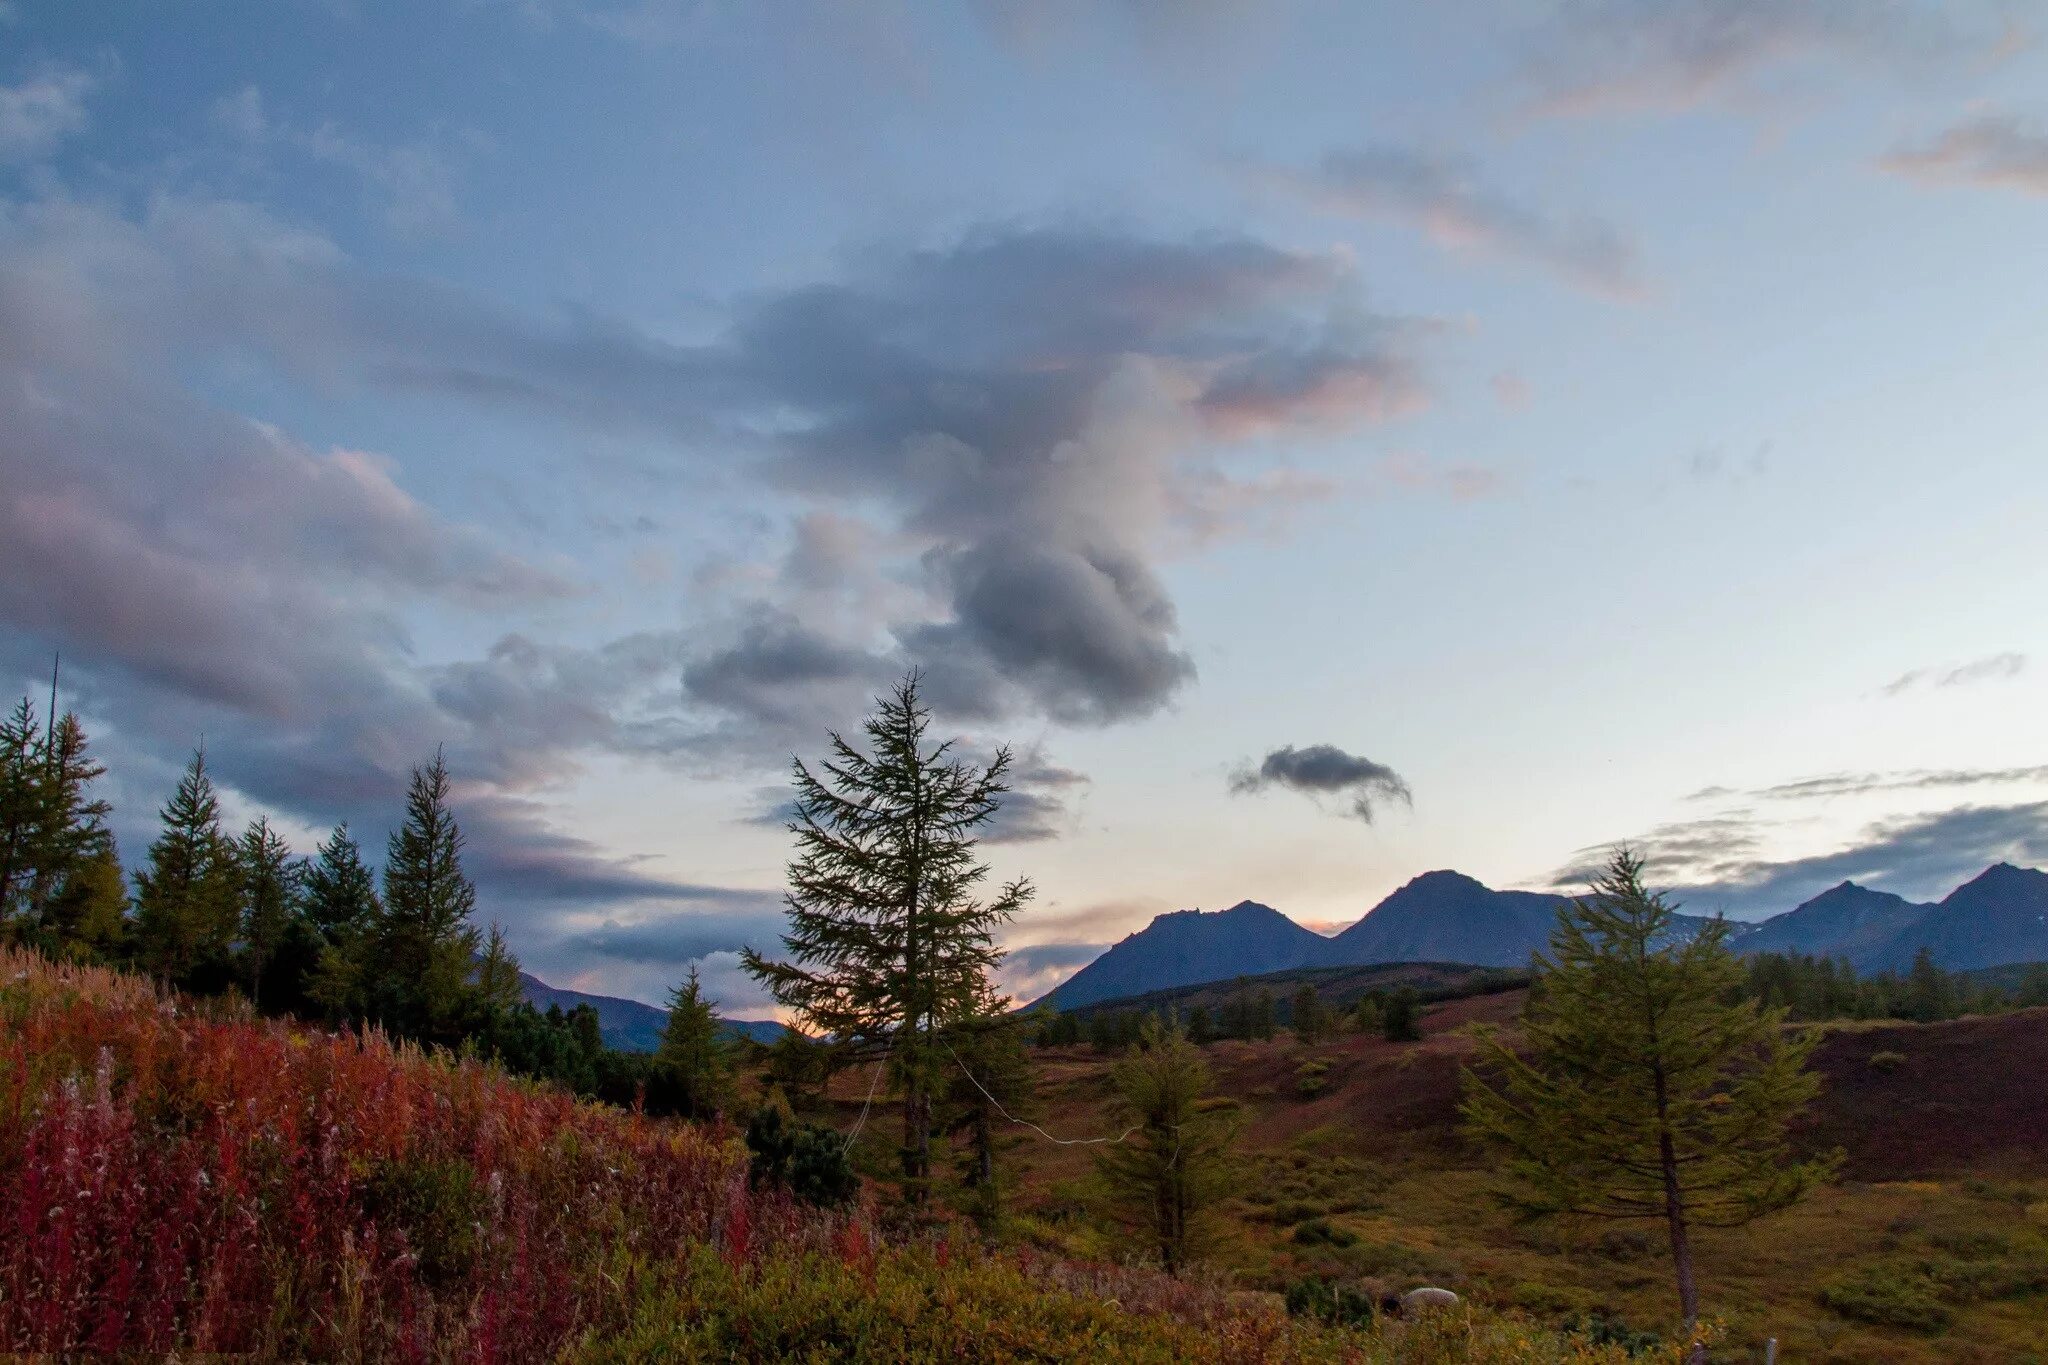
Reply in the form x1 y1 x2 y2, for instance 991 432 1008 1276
914 986 2048 1365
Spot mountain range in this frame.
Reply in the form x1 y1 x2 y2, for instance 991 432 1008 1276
518 972 788 1051
1032 864 2048 1012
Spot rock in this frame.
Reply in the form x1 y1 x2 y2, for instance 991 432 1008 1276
1399 1286 1460 1315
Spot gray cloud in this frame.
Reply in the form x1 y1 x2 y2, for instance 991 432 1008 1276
1882 113 2048 196
1229 743 1412 822
1555 801 2048 918
1516 0 1993 118
995 939 1109 1003
1882 651 2026 696
1711 765 2048 802
0 175 1432 992
1274 144 1646 296
0 64 94 163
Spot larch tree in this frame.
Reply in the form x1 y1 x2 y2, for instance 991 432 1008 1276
1461 848 1838 1339
0 698 45 929
940 1005 1035 1234
367 749 486 1041
133 749 240 987
741 672 1033 1202
657 965 733 1121
236 817 303 1007
1094 1018 1237 1275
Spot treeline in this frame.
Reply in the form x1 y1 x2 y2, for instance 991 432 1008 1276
1033 978 1428 1050
0 693 734 1118
1739 949 2048 1023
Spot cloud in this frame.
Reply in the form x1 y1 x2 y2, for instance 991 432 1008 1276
1555 800 2048 917
1727 765 2048 802
0 172 1436 1001
1229 743 1412 822
1490 370 1533 410
1272 144 1646 296
0 64 94 163
1883 113 2048 195
1372 450 1505 502
1881 651 2026 696
995 940 1107 1003
1515 0 1992 118
213 85 471 237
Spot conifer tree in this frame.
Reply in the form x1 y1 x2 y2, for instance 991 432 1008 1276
1462 849 1838 1337
1291 983 1330 1044
133 750 239 986
0 698 48 930
235 817 302 1006
1382 987 1422 1042
303 823 381 941
23 712 115 935
305 824 383 1018
367 749 485 1041
1094 1018 1236 1275
41 841 129 960
941 1009 1034 1234
742 673 1033 1201
657 965 734 1121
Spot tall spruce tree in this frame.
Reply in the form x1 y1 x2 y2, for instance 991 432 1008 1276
1094 1018 1237 1275
235 817 302 1006
742 673 1033 1201
0 698 48 930
133 750 239 986
368 750 485 1041
657 965 733 1121
20 712 115 938
305 823 383 1018
1461 849 1838 1338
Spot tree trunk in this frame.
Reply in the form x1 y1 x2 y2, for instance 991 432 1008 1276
1660 1124 1701 1333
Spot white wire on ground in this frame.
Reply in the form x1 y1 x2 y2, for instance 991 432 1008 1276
841 1058 885 1154
944 1041 1147 1148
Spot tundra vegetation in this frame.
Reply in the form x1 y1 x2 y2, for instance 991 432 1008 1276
2 681 2045 1359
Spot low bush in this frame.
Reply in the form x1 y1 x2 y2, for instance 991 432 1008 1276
1285 1275 1382 1329
1817 1262 1951 1332
1293 1218 1359 1248
1866 1049 1907 1072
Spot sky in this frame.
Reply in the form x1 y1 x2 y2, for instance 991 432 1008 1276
4 0 2046 1016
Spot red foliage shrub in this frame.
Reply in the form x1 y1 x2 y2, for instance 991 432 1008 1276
0 948 827 1360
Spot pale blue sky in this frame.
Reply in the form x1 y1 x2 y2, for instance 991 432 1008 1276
4 1 2045 1012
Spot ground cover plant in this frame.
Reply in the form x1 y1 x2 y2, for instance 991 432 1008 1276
2 946 1708 1362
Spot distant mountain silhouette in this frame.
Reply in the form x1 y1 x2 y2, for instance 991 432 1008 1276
1030 863 2048 1011
518 972 787 1050
1326 870 1568 967
1866 863 2048 973
1735 881 1933 968
1034 900 1330 1011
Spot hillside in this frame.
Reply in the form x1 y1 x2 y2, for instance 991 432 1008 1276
3 946 1677 1363
986 990 2048 1365
1325 871 1568 967
518 971 787 1049
1868 862 2048 972
1733 881 1931 967
1051 960 1527 1022
1037 900 1332 1010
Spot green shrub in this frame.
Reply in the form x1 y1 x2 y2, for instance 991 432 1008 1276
1284 1275 1381 1329
1292 1218 1358 1249
744 1104 857 1207
359 1155 484 1286
1561 1312 1663 1354
1866 1049 1906 1072
1817 1262 1951 1332
1296 1058 1331 1099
